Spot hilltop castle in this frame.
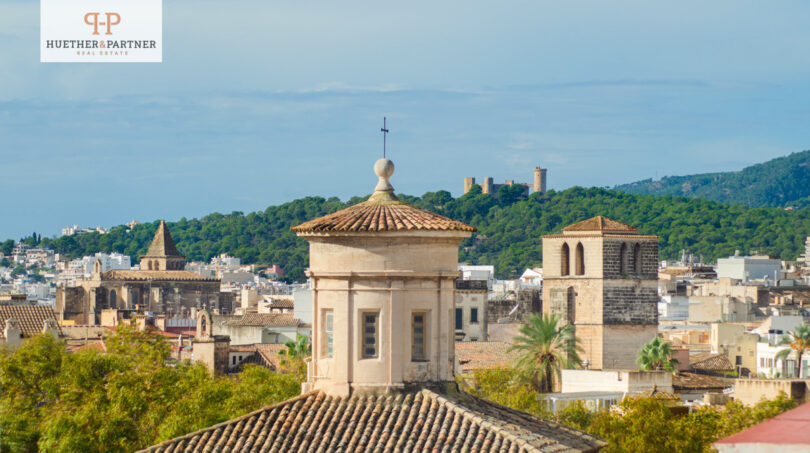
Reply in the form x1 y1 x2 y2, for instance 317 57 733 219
463 166 547 197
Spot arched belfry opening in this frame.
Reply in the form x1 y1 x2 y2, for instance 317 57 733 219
633 243 642 274
619 243 628 274
561 243 570 276
109 289 117 309
575 242 585 275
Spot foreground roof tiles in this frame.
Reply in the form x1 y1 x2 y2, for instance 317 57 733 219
562 216 638 233
0 305 61 339
291 192 476 234
141 388 605 453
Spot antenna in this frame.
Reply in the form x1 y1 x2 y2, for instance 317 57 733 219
381 117 389 158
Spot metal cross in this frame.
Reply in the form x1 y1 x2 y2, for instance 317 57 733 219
381 117 389 158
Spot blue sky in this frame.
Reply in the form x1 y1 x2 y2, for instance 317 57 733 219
1 1 810 239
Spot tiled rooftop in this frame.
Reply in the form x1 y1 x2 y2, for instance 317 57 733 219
226 313 300 328
0 305 61 339
672 372 733 391
141 387 606 453
291 191 476 234
561 216 638 233
689 353 735 372
101 270 216 281
455 341 519 372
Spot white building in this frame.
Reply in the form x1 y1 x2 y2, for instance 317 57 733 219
458 264 494 291
658 295 689 321
717 255 781 283
756 341 809 378
211 254 241 269
73 252 131 275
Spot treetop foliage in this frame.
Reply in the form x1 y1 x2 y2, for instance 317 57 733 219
616 150 810 208
0 327 301 453
23 183 810 281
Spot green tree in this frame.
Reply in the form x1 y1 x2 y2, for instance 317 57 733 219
636 337 679 371
775 323 810 378
508 313 582 392
278 334 311 380
0 326 302 453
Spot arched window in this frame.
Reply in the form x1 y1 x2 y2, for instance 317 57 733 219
633 244 642 274
147 261 153 270
619 243 628 274
561 243 570 276
109 290 117 309
575 243 585 275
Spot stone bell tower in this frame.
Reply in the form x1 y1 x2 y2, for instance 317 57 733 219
292 158 476 396
542 216 659 370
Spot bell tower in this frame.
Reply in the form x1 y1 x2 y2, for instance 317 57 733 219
542 216 659 370
140 220 186 271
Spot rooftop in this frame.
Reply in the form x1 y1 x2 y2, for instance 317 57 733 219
455 341 518 372
225 313 300 328
291 159 475 234
141 387 605 453
142 220 183 258
562 216 638 233
101 270 216 282
0 305 61 339
715 401 810 447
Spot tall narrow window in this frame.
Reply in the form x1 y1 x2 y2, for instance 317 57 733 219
619 243 628 274
109 290 117 309
633 243 642 274
470 308 479 324
362 312 378 358
323 310 334 358
575 242 585 275
561 243 570 276
412 312 426 361
455 308 463 330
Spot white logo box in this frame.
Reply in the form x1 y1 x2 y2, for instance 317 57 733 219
41 0 162 63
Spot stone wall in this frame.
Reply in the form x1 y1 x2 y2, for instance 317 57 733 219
487 289 540 323
602 281 658 325
602 238 658 279
733 378 810 406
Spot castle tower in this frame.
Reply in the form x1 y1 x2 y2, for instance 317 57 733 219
534 167 547 193
463 177 476 194
140 220 186 271
542 216 658 370
292 158 476 396
482 176 494 194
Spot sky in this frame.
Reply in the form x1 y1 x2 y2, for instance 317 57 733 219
1 1 810 239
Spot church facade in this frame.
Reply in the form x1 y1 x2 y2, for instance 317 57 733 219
56 220 231 324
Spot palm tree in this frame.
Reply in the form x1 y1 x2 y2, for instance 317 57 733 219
508 313 583 393
636 337 678 371
278 334 311 378
775 324 810 378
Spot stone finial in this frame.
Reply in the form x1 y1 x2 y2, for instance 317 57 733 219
374 158 395 192
4 318 22 349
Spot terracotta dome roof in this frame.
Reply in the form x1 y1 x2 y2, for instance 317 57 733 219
291 159 475 234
